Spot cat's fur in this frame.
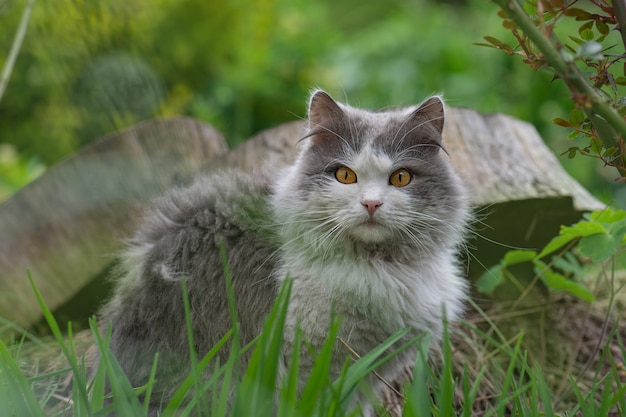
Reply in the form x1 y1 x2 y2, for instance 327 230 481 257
99 90 470 416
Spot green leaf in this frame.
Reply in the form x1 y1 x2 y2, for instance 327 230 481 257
591 208 626 224
537 234 578 259
503 250 537 266
537 220 606 259
579 233 619 262
569 108 586 126
590 137 603 154
476 264 504 294
553 252 584 278
564 220 607 236
534 262 595 301
604 146 619 157
563 280 596 302
568 147 578 159
580 28 594 41
578 20 594 35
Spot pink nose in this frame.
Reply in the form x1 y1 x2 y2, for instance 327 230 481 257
362 199 383 216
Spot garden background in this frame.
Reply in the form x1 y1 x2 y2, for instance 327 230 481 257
1 0 622 207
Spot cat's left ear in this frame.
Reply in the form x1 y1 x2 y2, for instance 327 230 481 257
308 89 345 129
306 89 346 145
409 96 445 136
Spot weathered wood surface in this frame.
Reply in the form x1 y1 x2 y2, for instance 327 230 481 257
0 107 604 335
0 117 227 336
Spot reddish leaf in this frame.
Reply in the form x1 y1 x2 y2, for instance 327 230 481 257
562 7 592 20
483 36 505 47
480 36 515 54
553 117 573 127
596 20 609 35
503 19 516 29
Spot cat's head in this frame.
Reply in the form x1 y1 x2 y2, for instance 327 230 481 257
273 90 468 257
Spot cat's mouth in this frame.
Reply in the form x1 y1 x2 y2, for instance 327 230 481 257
363 218 381 227
350 218 391 243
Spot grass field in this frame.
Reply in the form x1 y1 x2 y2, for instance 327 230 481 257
2 273 626 417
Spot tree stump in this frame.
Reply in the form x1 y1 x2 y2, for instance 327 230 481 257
0 117 227 337
0 108 603 336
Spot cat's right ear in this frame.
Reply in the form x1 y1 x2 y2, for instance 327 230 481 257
307 90 345 144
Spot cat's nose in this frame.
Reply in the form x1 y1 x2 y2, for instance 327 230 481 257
361 200 383 216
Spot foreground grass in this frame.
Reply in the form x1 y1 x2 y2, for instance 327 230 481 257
1 280 625 416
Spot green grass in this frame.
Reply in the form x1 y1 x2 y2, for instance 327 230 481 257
1 278 625 416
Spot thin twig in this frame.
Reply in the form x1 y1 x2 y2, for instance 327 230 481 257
337 336 406 401
491 0 626 173
613 0 626 55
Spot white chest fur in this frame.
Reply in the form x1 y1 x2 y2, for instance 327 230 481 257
277 248 465 353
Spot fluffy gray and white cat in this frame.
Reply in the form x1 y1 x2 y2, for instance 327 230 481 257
99 90 470 416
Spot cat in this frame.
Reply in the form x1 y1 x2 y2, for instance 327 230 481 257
99 89 470 416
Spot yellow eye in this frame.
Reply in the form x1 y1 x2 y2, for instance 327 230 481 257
389 168 412 187
335 166 357 184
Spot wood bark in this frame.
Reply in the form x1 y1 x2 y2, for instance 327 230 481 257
0 108 603 335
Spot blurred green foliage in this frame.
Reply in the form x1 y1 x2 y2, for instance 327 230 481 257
0 143 44 200
0 0 620 204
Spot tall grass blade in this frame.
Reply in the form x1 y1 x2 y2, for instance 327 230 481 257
437 319 454 417
404 337 433 417
0 338 46 417
161 328 234 415
325 328 416 417
92 322 145 416
233 279 293 416
532 365 554 417
88 319 107 411
278 327 301 417
28 272 93 415
180 277 205 415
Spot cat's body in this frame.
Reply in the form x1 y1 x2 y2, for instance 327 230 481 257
100 90 470 416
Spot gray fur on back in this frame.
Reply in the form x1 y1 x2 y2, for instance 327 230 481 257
100 171 278 403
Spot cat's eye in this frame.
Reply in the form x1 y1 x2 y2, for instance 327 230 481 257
389 168 412 187
335 166 357 184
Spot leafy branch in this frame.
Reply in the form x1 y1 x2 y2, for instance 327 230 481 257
478 207 626 302
483 0 626 180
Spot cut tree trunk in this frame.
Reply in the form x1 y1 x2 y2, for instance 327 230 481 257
0 108 603 337
0 117 227 337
